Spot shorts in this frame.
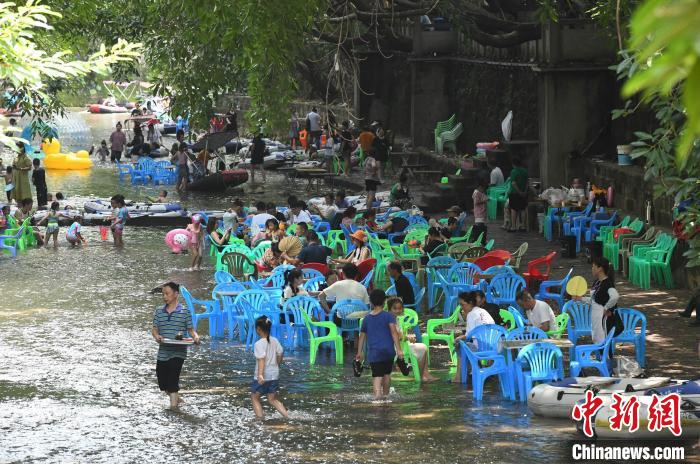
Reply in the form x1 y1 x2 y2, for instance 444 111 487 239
365 179 380 192
46 225 59 234
111 149 122 162
508 192 527 211
112 224 124 236
370 359 394 377
156 357 185 393
177 164 189 182
251 379 279 394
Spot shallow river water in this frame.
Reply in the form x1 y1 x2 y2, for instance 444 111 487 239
0 112 694 463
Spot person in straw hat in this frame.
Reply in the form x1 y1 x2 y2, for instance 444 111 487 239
334 229 371 265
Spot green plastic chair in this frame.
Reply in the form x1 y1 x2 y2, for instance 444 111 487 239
4 218 34 250
484 239 494 251
396 309 422 382
447 225 473 244
216 244 253 271
422 306 460 366
629 235 676 289
546 313 569 339
221 251 258 281
327 230 346 257
427 242 448 260
301 311 343 364
499 308 518 331
447 242 473 260
459 245 487 261
597 215 631 244
487 179 510 220
603 219 643 270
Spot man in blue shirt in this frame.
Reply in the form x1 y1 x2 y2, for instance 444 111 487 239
356 289 403 399
297 231 332 265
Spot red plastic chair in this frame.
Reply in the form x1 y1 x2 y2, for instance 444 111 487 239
356 258 377 282
473 255 506 271
482 249 512 262
522 251 557 288
301 262 331 276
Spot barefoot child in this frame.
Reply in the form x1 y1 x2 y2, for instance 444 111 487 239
65 216 87 246
38 201 61 248
186 214 204 270
151 282 200 409
110 194 128 246
251 316 289 419
355 289 404 399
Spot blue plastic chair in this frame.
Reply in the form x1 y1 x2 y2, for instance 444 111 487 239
180 286 220 337
0 226 24 258
212 281 247 337
613 308 647 367
514 342 564 401
340 224 358 253
116 160 134 182
562 300 592 346
283 295 327 348
426 256 457 309
459 325 512 400
482 265 516 277
570 330 615 377
214 271 235 284
507 306 527 329
486 273 526 308
535 268 573 309
331 299 368 343
360 269 374 290
152 166 173 185
506 326 548 341
301 268 324 281
585 212 618 242
314 221 331 240
233 290 271 347
303 276 325 292
407 215 429 227
437 262 483 316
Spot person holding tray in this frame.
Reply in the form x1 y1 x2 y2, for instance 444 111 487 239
151 282 200 409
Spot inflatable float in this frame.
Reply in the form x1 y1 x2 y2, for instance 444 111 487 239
528 377 677 419
88 104 129 114
40 139 93 170
165 228 192 253
584 380 700 439
83 199 183 214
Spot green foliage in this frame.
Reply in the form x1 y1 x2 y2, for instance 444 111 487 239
0 1 140 148
614 50 700 267
622 0 700 168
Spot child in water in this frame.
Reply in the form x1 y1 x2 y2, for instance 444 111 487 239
4 166 13 202
251 315 288 420
38 201 63 248
96 140 109 163
110 194 128 246
186 214 204 270
65 216 87 246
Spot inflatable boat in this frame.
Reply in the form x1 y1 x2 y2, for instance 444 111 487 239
186 169 248 192
528 377 677 419
83 199 184 214
88 104 129 114
585 380 700 439
33 209 225 227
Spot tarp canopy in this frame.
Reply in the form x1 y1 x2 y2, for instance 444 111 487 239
190 131 238 151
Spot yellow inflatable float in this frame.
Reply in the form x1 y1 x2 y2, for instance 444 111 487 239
41 139 93 170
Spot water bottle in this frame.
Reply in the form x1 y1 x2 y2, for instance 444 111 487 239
645 200 652 224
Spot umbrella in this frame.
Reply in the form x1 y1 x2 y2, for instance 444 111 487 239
190 131 239 152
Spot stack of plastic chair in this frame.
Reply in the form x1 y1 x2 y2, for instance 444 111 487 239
628 234 676 289
426 256 457 310
459 325 512 400
613 308 646 367
437 262 483 317
597 215 631 245
562 300 592 347
3 218 34 250
620 227 657 276
582 211 618 250
116 160 136 182
546 313 569 339
566 210 614 254
521 251 556 289
513 342 564 402
434 114 457 149
180 286 220 337
330 299 367 344
535 268 573 309
486 273 526 308
602 218 643 270
437 122 463 154
422 307 460 366
152 166 173 185
570 331 615 377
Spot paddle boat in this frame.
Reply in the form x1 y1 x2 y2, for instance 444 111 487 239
87 103 129 114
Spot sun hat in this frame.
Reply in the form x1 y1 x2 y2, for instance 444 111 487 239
349 230 367 243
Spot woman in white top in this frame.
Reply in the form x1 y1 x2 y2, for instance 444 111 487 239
251 316 288 419
577 256 620 343
280 268 308 305
335 230 371 265
452 291 495 382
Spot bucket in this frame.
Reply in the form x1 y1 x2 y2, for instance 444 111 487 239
537 213 545 234
99 226 109 241
617 145 632 166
